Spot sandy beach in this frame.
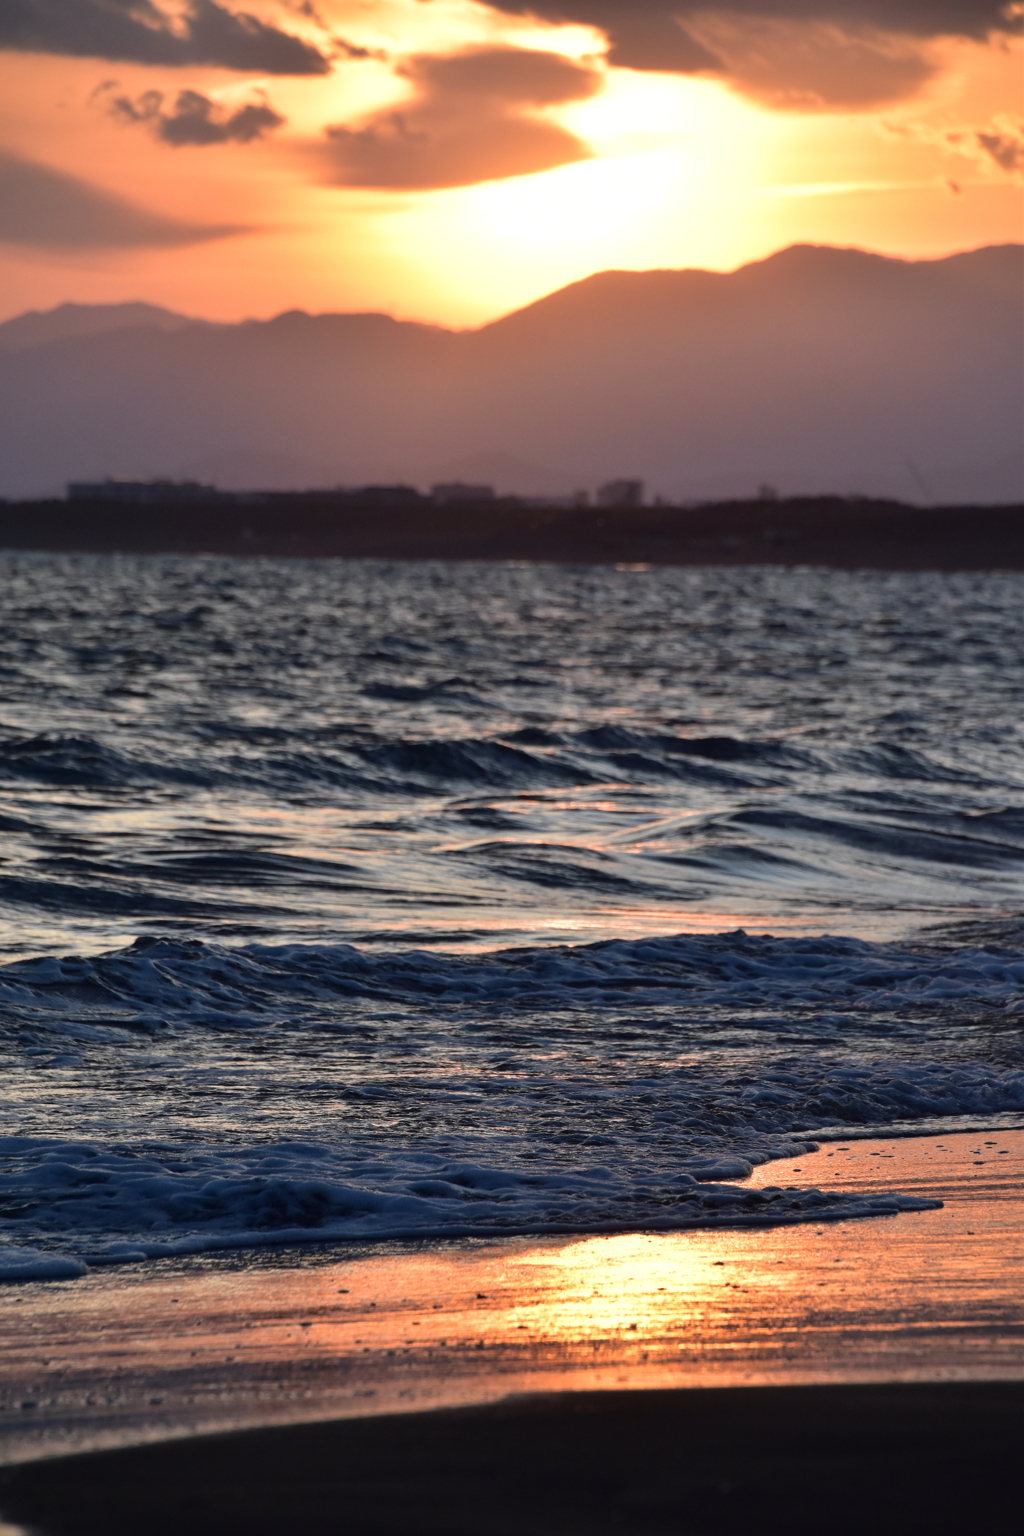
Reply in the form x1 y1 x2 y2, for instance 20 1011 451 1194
1 1125 1021 1532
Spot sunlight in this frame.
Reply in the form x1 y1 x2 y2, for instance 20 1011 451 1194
565 67 764 148
343 69 806 322
463 150 700 256
458 70 770 264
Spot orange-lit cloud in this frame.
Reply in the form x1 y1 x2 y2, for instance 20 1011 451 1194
881 108 1024 183
680 14 935 108
323 46 601 189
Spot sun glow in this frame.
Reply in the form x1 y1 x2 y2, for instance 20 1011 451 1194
0 12 1019 326
464 151 702 256
353 74 783 321
468 69 772 264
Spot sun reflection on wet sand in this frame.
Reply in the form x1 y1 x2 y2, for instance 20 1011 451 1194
2 1129 1021 1465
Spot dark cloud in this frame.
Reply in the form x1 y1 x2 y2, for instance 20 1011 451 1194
324 48 600 190
108 86 285 145
0 149 245 247
977 129 1024 173
0 0 330 74
477 3 1020 106
479 3 1020 54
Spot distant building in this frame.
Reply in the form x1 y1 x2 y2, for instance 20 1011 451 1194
758 483 779 501
345 485 422 504
518 491 590 509
596 479 644 509
431 482 495 504
67 478 218 504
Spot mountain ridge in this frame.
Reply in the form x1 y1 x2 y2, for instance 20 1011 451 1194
3 243 1018 351
1 242 1019 504
0 300 211 353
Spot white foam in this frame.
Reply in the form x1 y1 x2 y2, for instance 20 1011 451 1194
0 1245 88 1282
0 1136 939 1276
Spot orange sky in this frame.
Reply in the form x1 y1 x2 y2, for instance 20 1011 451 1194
0 2 1021 327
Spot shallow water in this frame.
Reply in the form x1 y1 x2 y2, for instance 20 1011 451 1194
1 555 1023 1276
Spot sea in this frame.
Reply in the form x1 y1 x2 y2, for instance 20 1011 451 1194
2 552 1023 1281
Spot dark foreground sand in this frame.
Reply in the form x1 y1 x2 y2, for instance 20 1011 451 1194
1 1378 1020 1536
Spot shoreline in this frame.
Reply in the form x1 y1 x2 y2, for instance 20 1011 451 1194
2 495 1023 570
2 1128 1021 1473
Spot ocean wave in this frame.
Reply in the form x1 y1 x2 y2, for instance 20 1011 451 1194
730 808 1024 869
360 737 587 789
0 873 239 919
0 720 997 801
577 726 814 770
837 742 993 784
4 931 1023 1020
445 842 647 892
0 733 202 789
0 720 1014 865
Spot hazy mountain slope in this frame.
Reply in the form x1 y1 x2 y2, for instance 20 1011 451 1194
460 245 1021 491
0 244 1020 502
180 449 344 492
0 301 204 353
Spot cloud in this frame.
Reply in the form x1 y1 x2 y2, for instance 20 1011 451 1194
107 86 285 145
476 3 1021 106
323 47 601 190
682 14 935 108
882 113 1024 177
0 149 245 247
0 0 330 74
478 2 1021 54
976 127 1024 173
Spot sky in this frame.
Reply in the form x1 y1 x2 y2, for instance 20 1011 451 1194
0 2 1021 327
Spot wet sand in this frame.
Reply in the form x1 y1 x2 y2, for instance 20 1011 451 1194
0 1125 1020 1491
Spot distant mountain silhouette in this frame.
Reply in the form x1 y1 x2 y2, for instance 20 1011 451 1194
1 244 1020 503
180 448 344 492
0 301 207 354
430 451 586 497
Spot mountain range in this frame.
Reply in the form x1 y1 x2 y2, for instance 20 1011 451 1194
1 243 1020 504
